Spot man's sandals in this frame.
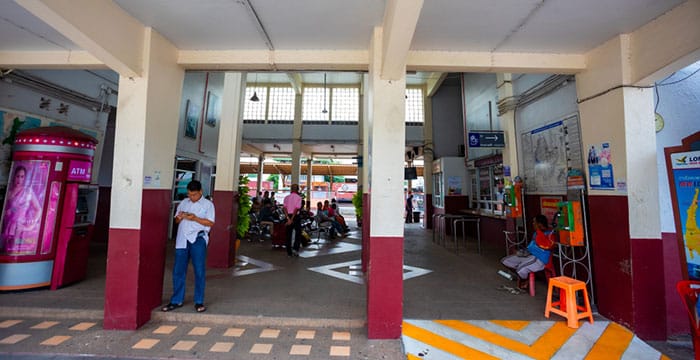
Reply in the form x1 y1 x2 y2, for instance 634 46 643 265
161 303 207 313
161 303 183 312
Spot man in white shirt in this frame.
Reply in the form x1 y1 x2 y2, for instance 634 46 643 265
162 180 215 313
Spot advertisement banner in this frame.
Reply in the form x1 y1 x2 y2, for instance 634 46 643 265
670 150 700 279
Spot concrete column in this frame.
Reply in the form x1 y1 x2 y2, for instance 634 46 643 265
291 93 303 184
209 72 245 268
496 73 518 176
575 34 662 340
306 158 312 202
366 26 405 339
104 28 183 329
256 153 263 197
423 92 434 228
360 74 371 273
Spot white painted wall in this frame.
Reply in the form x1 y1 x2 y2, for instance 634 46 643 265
655 61 700 232
463 73 497 160
433 75 464 158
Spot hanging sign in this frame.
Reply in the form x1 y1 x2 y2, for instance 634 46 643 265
468 131 505 148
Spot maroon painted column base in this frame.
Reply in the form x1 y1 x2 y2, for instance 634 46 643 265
208 190 238 269
361 193 371 273
366 235 403 339
631 238 667 340
104 189 170 330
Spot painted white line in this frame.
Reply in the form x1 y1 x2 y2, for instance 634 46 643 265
404 319 533 360
308 260 432 284
233 255 282 277
402 333 463 360
551 321 609 360
299 242 361 258
621 335 663 360
466 320 555 346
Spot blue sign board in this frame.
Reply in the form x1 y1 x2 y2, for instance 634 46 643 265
468 131 505 148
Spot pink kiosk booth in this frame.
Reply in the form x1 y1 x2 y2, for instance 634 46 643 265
0 126 97 290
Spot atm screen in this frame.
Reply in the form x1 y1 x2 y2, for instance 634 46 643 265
76 195 89 214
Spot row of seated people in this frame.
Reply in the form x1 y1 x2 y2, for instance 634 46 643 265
248 198 349 241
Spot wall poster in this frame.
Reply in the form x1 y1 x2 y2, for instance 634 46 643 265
587 142 615 190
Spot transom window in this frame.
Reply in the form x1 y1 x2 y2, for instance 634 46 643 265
244 86 267 121
302 87 329 121
405 88 424 123
331 87 359 122
268 87 295 120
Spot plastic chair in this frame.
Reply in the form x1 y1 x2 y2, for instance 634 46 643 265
544 276 594 328
529 254 556 297
676 280 700 360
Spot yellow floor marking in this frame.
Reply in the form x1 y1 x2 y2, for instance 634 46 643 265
584 322 633 360
0 334 30 344
402 321 499 359
332 331 351 341
260 328 280 338
407 354 423 360
489 320 530 331
188 326 210 335
41 335 71 346
250 343 273 354
70 322 96 331
330 345 351 356
0 320 23 328
171 340 197 351
32 321 59 329
223 327 245 337
660 354 671 360
210 342 234 352
290 344 312 355
153 325 177 334
132 338 159 349
437 320 575 360
296 330 316 339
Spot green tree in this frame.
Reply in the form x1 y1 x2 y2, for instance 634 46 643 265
266 174 279 190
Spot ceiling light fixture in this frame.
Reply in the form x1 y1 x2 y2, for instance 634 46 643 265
322 73 328 114
250 73 260 102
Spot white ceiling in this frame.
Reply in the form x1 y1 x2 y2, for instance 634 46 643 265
0 0 689 158
0 0 686 57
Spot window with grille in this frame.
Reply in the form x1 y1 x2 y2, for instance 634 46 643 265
331 87 359 122
405 88 424 123
302 87 329 121
268 86 295 121
244 86 267 121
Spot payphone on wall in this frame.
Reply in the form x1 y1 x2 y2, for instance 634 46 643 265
0 126 97 290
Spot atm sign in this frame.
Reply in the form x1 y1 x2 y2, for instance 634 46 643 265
67 160 92 182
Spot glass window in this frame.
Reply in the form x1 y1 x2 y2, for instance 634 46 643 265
302 87 329 121
405 88 424 123
243 86 267 120
268 86 295 121
331 87 359 122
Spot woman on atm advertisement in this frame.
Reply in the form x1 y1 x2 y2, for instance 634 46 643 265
1 163 45 254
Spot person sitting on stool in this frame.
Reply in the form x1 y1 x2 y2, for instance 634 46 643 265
501 214 555 290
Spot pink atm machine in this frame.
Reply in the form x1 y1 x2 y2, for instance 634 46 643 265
0 126 97 290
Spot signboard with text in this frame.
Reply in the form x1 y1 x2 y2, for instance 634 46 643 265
468 131 505 148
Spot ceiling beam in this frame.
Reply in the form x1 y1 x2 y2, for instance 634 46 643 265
407 51 586 74
15 0 145 77
425 72 447 97
0 50 104 69
178 50 369 71
380 0 424 80
241 143 263 155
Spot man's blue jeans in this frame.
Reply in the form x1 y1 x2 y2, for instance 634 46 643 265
170 234 207 305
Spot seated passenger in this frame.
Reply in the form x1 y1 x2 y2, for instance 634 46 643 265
316 201 344 237
259 198 276 222
501 214 555 290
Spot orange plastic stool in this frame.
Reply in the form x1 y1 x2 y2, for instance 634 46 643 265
544 276 594 328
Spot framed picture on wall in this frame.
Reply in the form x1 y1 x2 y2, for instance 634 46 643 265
184 99 199 139
205 92 220 127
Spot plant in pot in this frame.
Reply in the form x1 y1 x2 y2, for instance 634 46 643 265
236 176 252 247
352 191 362 228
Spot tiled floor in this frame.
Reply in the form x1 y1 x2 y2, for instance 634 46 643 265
0 317 362 359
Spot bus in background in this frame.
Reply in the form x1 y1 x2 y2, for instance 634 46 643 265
334 182 357 203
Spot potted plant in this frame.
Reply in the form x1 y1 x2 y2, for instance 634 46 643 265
237 176 252 243
352 191 362 228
